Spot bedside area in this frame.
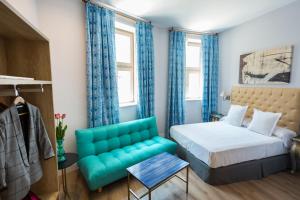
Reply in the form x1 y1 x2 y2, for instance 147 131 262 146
210 113 224 122
291 136 300 173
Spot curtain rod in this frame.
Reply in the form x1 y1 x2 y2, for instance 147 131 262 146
170 27 217 36
82 0 150 23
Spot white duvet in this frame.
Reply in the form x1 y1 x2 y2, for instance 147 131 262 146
170 122 288 168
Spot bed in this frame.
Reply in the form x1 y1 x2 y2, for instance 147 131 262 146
171 86 300 185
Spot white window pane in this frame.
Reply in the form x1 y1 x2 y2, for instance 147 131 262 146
117 70 133 103
116 33 131 63
186 45 201 68
186 71 202 99
115 21 135 33
185 39 203 100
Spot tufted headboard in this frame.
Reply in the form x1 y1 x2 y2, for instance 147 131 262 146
231 86 300 132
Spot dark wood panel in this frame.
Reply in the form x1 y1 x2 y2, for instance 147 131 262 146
0 38 7 74
0 1 58 198
5 39 52 80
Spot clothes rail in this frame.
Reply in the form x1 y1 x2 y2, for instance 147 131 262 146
0 84 44 96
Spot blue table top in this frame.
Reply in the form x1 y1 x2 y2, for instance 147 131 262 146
126 152 189 189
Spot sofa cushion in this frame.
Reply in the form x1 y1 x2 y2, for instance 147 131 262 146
78 136 177 190
76 117 159 159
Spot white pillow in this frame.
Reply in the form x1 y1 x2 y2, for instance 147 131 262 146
243 118 296 147
224 105 248 127
273 127 297 148
248 109 282 136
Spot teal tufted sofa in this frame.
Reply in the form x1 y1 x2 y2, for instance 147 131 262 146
75 117 177 191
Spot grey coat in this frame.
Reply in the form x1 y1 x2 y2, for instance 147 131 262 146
0 103 54 200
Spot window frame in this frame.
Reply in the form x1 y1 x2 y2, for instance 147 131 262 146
185 40 202 100
115 28 136 105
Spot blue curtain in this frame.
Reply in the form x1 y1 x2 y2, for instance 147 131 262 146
136 21 155 118
167 31 186 134
201 34 219 122
86 2 120 127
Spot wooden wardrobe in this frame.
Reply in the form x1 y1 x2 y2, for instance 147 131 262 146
0 0 59 199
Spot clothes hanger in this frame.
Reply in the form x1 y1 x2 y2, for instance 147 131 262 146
13 86 25 105
15 97 28 116
13 88 28 116
14 96 25 105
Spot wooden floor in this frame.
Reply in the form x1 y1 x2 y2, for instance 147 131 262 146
59 169 300 200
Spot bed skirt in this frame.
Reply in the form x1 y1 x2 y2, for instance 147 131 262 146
176 143 290 185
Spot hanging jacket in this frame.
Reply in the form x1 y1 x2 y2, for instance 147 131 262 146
0 103 54 200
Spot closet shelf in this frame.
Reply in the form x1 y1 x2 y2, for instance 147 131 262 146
0 79 52 86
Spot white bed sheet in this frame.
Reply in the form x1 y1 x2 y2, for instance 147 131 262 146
170 122 288 168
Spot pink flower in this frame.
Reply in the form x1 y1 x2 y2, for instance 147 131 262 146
54 113 61 119
62 114 66 119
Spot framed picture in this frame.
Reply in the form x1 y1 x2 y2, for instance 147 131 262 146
239 46 293 84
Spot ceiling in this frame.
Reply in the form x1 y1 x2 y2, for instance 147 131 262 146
100 0 296 33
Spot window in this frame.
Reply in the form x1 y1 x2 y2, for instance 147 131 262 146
115 25 135 105
185 37 203 100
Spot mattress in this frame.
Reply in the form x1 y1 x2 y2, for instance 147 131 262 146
170 122 288 168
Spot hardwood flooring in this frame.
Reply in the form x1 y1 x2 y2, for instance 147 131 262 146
59 169 300 200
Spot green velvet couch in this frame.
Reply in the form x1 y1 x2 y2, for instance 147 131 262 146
75 117 177 191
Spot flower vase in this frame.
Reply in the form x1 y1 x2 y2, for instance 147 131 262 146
57 139 66 162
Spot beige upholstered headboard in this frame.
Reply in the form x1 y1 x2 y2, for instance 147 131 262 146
231 86 300 132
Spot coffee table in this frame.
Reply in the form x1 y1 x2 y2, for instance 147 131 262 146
126 152 189 200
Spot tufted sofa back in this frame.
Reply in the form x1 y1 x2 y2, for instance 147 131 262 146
76 117 159 159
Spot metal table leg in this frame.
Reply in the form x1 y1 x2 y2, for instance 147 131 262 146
186 166 189 194
61 169 71 199
128 173 130 200
149 189 151 200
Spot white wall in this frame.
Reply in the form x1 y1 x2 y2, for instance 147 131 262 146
5 0 39 28
153 26 169 134
219 0 300 114
186 100 201 124
36 0 87 153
